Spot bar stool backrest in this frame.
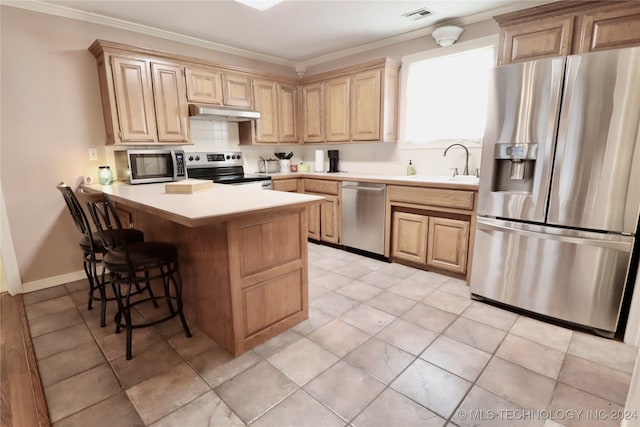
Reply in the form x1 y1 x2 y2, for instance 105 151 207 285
57 183 96 252
81 190 133 268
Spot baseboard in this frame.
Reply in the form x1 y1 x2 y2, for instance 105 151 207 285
21 270 86 294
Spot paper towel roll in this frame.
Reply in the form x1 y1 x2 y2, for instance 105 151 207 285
314 150 324 172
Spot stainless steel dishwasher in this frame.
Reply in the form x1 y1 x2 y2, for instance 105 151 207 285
341 181 386 255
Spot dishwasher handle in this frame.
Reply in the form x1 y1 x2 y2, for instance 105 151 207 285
342 185 385 192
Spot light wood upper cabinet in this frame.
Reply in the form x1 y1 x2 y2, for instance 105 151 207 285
222 73 253 108
110 56 157 142
499 16 574 65
300 58 400 144
151 62 190 143
278 83 298 143
253 79 279 143
579 5 640 53
325 76 351 142
302 83 324 143
426 217 469 274
91 43 191 145
495 1 640 65
185 67 223 105
351 69 381 141
241 79 298 144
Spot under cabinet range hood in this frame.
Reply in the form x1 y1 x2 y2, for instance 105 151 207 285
188 104 261 122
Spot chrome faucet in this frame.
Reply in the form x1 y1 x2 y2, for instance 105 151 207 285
443 143 470 176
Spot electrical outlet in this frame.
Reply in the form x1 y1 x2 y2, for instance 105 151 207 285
88 147 98 161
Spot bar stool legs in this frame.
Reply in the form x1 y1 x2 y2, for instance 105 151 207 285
111 259 191 360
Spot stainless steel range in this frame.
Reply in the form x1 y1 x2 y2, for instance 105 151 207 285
185 151 272 190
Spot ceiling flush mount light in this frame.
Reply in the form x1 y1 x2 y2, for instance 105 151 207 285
432 25 464 47
234 0 284 11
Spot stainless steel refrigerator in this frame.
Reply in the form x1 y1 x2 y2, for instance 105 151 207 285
470 46 640 335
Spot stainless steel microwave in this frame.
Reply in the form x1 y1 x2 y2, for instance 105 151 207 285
114 150 187 184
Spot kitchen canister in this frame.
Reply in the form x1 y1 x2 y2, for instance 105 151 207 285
98 166 113 185
314 150 324 172
279 159 291 173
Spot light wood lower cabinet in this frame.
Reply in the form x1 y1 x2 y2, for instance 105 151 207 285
301 179 340 244
391 211 470 276
272 178 299 192
320 195 340 244
426 217 469 274
307 201 321 240
391 212 428 264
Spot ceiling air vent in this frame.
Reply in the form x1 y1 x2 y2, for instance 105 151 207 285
402 7 433 20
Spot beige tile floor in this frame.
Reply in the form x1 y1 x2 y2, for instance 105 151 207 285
24 242 638 427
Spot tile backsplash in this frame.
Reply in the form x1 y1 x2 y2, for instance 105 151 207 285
186 120 484 177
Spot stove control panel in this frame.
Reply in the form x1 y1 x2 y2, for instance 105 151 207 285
185 152 243 168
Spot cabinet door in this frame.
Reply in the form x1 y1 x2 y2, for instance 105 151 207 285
320 195 340 244
253 79 279 143
498 16 574 65
110 56 157 142
222 73 253 108
579 5 640 53
325 76 350 142
391 212 428 264
351 69 381 141
302 83 324 143
426 217 469 274
150 62 190 143
278 83 298 143
185 67 222 104
307 202 321 240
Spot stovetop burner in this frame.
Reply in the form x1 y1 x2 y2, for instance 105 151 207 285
185 151 271 184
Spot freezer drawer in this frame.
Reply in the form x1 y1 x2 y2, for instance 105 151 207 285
470 218 634 332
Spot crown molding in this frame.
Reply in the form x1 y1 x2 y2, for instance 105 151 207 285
2 0 296 67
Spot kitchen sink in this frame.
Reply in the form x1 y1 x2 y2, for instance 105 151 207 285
399 175 479 184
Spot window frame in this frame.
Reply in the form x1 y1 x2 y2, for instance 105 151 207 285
398 34 499 148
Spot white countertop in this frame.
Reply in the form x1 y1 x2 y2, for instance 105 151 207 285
88 181 324 227
267 171 480 189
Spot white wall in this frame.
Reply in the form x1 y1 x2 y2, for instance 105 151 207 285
0 5 295 288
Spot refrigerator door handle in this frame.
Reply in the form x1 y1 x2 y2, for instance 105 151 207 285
476 218 633 253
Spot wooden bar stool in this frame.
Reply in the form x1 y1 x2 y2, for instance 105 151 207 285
82 190 191 360
57 183 146 327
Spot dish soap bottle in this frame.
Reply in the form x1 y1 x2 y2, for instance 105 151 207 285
407 160 416 176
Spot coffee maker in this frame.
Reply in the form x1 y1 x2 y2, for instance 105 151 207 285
328 150 339 173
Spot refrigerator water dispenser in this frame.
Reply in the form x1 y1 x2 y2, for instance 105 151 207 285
492 143 538 193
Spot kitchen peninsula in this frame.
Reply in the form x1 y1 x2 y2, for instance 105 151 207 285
87 182 323 356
